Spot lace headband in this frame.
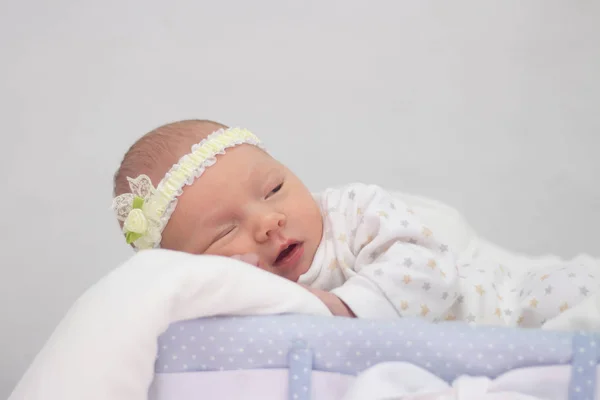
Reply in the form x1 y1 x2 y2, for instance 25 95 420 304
111 127 263 250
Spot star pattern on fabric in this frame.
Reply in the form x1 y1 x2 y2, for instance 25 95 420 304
445 314 456 321
348 190 355 200
475 284 485 296
441 292 449 300
374 269 384 277
403 258 413 267
466 314 476 323
403 275 412 284
401 220 409 228
377 211 389 218
559 302 569 312
427 259 437 269
422 283 431 291
545 286 553 295
400 301 409 310
337 233 347 243
540 274 550 281
328 260 339 270
494 308 502 317
390 202 396 210
357 208 363 215
504 309 513 316
422 227 433 237
580 286 589 296
420 305 430 316
439 244 449 253
530 298 539 308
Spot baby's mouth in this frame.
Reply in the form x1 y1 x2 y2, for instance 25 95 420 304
274 242 302 267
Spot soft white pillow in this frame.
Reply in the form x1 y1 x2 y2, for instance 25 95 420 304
8 250 330 400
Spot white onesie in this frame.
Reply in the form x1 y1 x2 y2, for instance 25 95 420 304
298 183 600 327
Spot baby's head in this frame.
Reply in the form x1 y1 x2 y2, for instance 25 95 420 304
113 120 323 281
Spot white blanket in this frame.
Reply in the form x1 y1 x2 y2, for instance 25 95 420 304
8 251 331 400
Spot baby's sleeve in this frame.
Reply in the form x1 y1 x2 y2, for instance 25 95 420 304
330 184 459 320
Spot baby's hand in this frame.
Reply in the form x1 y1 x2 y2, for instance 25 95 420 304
231 253 260 267
300 285 356 318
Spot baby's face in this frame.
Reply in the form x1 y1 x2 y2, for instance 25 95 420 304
161 144 323 282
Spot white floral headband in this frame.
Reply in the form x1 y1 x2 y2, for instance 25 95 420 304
111 127 263 250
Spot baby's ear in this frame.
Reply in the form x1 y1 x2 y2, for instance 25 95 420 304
231 253 259 266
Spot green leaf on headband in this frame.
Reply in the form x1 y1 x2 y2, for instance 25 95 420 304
132 196 145 209
126 231 143 244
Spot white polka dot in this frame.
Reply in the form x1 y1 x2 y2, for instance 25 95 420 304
268 359 273 364
171 336 176 340
192 355 196 359
580 347 586 353
179 326 185 331
162 345 168 350
376 351 381 357
575 387 581 393
416 352 422 358
293 375 298 380
209 336 215 341
278 350 283 356
172 355 178 360
210 356 215 361
303 386 309 392
164 365 169 370
346 361 352 366
406 341 413 348
436 352 442 358
326 362 332 368
477 353 483 360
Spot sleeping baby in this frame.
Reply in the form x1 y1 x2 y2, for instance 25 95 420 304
111 120 600 327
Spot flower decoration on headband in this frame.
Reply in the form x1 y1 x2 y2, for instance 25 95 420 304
111 127 264 251
112 175 163 250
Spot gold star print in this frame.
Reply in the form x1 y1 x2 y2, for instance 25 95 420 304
559 302 569 312
445 314 456 321
499 265 505 273
328 260 339 270
357 208 363 216
529 298 539 308
494 308 502 317
440 270 447 278
475 284 485 296
497 294 504 301
422 227 433 237
420 304 430 316
403 275 412 284
337 233 347 243
427 259 437 269
377 210 388 218
407 208 415 214
400 301 409 310
540 274 550 281
517 316 525 325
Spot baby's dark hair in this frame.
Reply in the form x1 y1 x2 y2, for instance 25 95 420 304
113 119 228 197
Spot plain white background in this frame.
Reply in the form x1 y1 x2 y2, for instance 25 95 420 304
1 0 598 397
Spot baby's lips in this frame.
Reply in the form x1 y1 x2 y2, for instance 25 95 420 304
231 253 260 267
